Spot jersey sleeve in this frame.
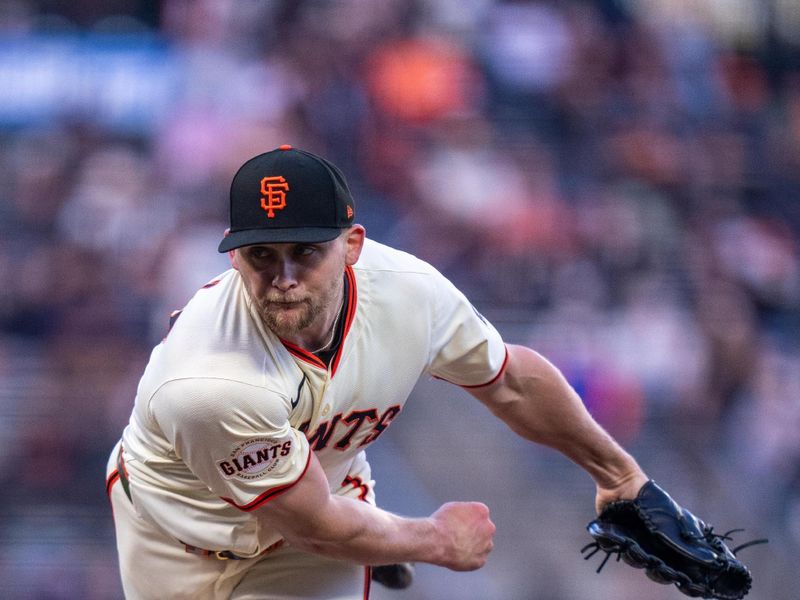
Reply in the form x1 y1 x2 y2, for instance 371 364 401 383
149 377 311 512
425 270 508 387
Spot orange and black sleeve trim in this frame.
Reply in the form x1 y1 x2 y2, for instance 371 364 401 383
434 344 510 389
459 344 510 389
105 470 120 498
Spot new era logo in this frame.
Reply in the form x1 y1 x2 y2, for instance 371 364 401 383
260 176 289 218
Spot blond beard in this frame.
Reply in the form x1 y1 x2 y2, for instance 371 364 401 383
256 276 343 342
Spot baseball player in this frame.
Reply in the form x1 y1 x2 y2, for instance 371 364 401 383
105 145 648 599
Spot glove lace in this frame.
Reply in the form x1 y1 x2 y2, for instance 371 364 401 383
583 482 765 600
687 527 769 556
580 541 622 573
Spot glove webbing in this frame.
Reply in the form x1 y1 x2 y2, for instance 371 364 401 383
581 529 767 600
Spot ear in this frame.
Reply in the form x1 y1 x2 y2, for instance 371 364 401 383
344 225 366 266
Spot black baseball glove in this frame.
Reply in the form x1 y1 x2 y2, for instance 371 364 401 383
582 480 766 599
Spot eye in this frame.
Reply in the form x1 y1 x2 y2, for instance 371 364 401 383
294 245 316 257
245 246 274 264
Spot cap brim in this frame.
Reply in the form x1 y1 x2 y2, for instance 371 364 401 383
218 227 343 252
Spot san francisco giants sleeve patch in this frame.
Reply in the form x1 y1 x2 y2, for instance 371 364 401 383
216 437 293 481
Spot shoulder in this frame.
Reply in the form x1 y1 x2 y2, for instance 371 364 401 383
154 376 289 403
353 238 452 296
352 238 451 312
148 376 292 426
354 238 439 277
352 238 476 313
138 269 301 412
153 269 277 382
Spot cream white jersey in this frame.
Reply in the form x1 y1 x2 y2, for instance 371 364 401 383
119 238 507 557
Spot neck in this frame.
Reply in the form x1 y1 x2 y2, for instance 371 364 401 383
300 283 345 354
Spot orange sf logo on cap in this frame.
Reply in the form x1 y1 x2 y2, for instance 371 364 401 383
260 176 289 218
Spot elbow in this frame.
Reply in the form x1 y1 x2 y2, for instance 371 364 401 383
285 535 327 555
280 528 362 561
276 526 334 555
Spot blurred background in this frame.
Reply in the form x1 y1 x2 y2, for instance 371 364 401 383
0 0 798 598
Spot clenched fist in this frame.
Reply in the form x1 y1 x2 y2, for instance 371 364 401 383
430 502 496 571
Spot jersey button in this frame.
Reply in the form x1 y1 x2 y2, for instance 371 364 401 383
321 405 331 417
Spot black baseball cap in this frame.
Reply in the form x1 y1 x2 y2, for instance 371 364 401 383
218 145 355 252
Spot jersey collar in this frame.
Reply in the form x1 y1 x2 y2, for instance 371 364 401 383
278 265 357 376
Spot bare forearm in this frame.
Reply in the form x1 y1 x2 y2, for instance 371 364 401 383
472 344 644 490
277 494 442 566
258 454 493 570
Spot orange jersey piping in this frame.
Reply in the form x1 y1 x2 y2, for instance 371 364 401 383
434 344 510 388
279 266 358 376
460 344 509 388
279 339 326 369
330 265 357 377
363 566 372 599
105 470 120 498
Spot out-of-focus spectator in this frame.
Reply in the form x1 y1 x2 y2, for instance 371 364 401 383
366 36 483 124
0 0 797 597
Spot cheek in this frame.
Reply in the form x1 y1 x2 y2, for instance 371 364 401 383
241 272 270 298
320 266 345 298
314 261 341 288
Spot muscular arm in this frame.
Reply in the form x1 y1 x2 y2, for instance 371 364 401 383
467 344 648 512
256 451 495 570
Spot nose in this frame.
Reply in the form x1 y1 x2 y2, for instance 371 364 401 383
271 259 298 291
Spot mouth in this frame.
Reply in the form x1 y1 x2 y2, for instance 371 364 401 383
266 300 307 311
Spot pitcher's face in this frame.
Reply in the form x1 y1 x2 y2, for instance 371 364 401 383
231 226 365 341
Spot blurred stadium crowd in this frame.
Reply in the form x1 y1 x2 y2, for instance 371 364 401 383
0 0 798 598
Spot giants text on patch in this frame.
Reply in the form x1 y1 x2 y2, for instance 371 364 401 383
217 438 292 480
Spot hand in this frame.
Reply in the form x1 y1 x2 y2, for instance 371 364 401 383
594 470 649 514
430 502 496 571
